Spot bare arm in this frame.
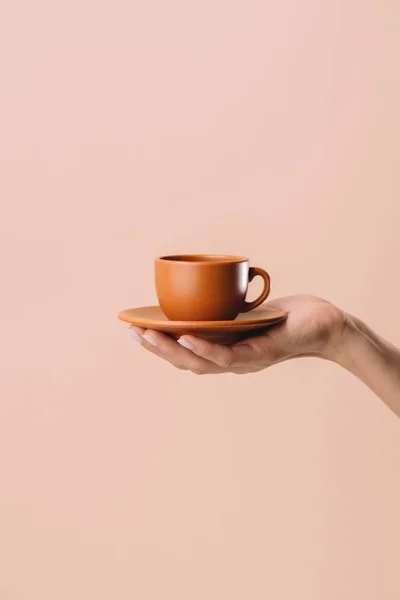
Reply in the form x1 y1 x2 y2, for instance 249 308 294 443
334 315 400 416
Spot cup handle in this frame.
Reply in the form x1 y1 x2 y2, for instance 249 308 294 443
242 267 271 313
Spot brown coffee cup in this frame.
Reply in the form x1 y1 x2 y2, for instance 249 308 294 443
155 254 271 321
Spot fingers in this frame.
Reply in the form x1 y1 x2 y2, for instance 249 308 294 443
128 326 225 375
129 325 279 375
177 335 259 368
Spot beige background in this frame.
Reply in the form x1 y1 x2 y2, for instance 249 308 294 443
1 1 400 598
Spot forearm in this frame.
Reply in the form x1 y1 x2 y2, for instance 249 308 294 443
333 315 400 416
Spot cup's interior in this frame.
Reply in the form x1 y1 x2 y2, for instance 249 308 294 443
158 254 248 264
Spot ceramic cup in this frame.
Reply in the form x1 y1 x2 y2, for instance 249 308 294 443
155 254 271 321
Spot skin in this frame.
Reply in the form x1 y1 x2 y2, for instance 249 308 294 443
128 295 400 418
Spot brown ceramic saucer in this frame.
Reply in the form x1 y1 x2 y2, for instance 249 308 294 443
118 305 287 345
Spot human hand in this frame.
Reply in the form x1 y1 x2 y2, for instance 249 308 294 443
128 295 348 375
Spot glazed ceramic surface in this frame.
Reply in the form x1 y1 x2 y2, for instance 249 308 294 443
155 254 271 321
118 305 287 345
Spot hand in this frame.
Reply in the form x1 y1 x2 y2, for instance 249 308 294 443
128 295 347 375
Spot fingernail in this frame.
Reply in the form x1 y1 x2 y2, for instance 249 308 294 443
129 329 142 344
178 337 195 350
143 333 157 347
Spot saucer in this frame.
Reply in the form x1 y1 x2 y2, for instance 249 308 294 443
118 305 287 345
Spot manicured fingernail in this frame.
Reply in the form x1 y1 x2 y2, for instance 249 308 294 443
178 337 195 350
143 333 157 347
129 329 142 344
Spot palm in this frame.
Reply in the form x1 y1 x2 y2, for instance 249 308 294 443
251 295 346 365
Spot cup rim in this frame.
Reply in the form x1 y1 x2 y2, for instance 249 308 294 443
155 254 249 265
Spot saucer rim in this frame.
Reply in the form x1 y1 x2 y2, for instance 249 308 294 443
118 305 288 330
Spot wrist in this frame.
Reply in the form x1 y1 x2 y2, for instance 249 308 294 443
322 311 360 365
325 312 378 373
316 304 400 408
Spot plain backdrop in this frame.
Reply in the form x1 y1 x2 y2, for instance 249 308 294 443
1 1 400 599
